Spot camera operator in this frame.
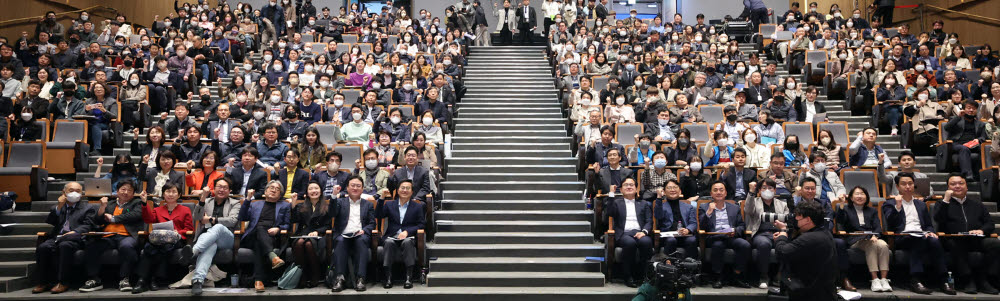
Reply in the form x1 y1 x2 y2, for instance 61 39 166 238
744 179 788 289
773 200 838 301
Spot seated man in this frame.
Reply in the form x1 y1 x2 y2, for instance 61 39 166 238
849 128 892 169
313 151 351 197
143 55 186 114
374 180 425 289
33 182 96 294
756 153 799 197
720 149 756 201
330 176 377 292
942 101 986 181
878 151 932 196
189 178 242 295
356 149 391 196
698 181 752 288
606 177 653 288
653 179 697 258
595 148 635 196
256 124 290 166
79 180 143 293
935 174 1000 294
236 180 292 292
226 147 268 199
388 146 433 202
882 173 954 295
272 149 309 198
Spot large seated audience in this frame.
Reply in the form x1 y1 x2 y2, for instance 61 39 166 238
8 0 1000 297
557 0 1000 296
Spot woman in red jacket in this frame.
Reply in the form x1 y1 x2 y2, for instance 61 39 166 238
133 183 194 294
186 150 225 196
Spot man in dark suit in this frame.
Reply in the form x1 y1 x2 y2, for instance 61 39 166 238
514 0 536 45
653 180 698 259
273 149 310 199
202 103 241 143
313 151 351 197
374 180 425 289
389 146 433 202
934 175 1000 294
227 147 268 199
720 149 757 201
33 182 95 294
595 148 635 195
882 173 954 295
774 199 838 301
606 177 652 288
594 0 609 20
943 101 988 181
236 180 292 292
698 181 752 288
329 176 377 292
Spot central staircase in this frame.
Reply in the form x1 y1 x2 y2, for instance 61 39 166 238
427 46 605 287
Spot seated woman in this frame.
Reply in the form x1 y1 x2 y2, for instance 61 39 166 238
10 106 42 141
133 183 194 294
140 150 185 195
339 106 374 143
131 126 170 170
606 177 653 288
903 88 945 155
743 179 789 289
379 108 412 142
653 179 697 259
782 135 808 167
679 156 713 203
752 110 785 146
741 128 771 169
877 75 906 135
414 110 444 145
186 150 225 196
85 82 119 155
291 181 332 288
666 128 697 166
836 186 892 293
95 154 141 193
237 180 292 292
813 129 844 169
702 130 735 167
628 135 657 166
188 177 241 295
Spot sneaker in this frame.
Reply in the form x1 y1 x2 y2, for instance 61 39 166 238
871 279 884 292
79 279 102 292
119 278 132 292
880 278 892 292
758 282 768 289
891 128 898 136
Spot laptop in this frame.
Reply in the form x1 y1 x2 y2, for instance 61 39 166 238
85 178 113 197
914 178 932 198
812 113 828 123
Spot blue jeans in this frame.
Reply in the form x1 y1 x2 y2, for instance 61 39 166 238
886 105 902 128
191 224 235 282
90 122 108 152
197 63 210 82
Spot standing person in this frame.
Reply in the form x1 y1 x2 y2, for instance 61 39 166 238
773 200 838 301
742 0 769 32
515 0 537 45
874 0 895 26
494 0 518 46
471 0 491 46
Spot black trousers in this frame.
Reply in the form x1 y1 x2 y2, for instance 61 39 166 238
749 8 769 33
944 237 1000 279
36 236 84 284
543 17 554 38
333 233 371 278
876 6 895 25
518 24 533 45
84 235 139 279
618 230 653 279
382 237 417 269
707 235 751 274
499 25 513 46
241 226 279 282
894 235 947 277
751 232 775 281
135 241 182 281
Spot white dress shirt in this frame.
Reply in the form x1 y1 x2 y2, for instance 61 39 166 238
343 198 363 234
624 198 640 231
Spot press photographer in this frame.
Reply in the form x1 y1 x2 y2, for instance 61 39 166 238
631 252 700 301
773 200 837 301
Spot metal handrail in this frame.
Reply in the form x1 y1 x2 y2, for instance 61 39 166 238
924 4 1000 24
0 5 116 26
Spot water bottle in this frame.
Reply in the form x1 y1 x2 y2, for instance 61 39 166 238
677 221 684 234
231 273 240 287
947 272 954 287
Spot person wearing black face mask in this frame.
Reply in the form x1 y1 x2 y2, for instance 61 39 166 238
280 107 309 141
667 129 698 166
762 88 796 121
943 100 988 180
190 87 218 118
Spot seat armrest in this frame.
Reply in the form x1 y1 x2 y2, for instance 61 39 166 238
417 229 426 268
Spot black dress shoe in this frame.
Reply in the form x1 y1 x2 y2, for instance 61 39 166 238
150 280 162 291
941 282 956 295
963 281 978 294
355 277 366 292
331 277 345 292
383 272 393 289
625 278 638 288
191 281 203 296
131 279 147 294
730 278 751 289
404 268 414 289
712 279 724 289
910 280 932 295
979 279 999 295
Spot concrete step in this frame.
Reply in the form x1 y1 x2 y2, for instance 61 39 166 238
431 257 600 273
0 212 49 224
459 102 562 107
455 124 566 132
443 173 577 181
433 233 594 245
441 200 584 211
443 190 581 201
460 98 560 104
452 142 569 150
458 112 563 119
0 262 33 278
0 276 31 293
428 243 603 258
0 235 41 249
459 107 562 114
441 181 584 191
464 93 558 99
446 164 577 174
454 117 566 125
436 220 591 232
446 157 577 166
0 223 50 236
454 129 567 137
436 210 592 221
0 248 37 262
426 271 605 287
451 149 572 157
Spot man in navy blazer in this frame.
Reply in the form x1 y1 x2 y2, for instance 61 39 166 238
388 146 432 202
653 180 698 259
272 149 310 198
374 180 425 289
606 178 653 288
720 149 757 201
329 176 377 292
881 172 953 295
236 180 292 292
698 181 751 288
227 147 268 199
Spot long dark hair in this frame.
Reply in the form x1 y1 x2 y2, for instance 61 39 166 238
301 180 329 216
110 154 137 181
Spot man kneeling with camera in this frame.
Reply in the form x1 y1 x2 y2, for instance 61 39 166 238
773 200 838 301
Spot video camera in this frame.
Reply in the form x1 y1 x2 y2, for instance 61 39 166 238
646 252 701 301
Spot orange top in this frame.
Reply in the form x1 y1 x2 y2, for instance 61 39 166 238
103 206 129 237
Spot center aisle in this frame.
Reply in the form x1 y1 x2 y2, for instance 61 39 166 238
427 46 605 287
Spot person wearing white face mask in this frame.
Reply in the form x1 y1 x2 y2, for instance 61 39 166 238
379 108 413 143
339 106 373 143
703 131 735 167
604 94 635 123
740 128 771 169
801 152 847 204
742 178 789 289
32 181 97 294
